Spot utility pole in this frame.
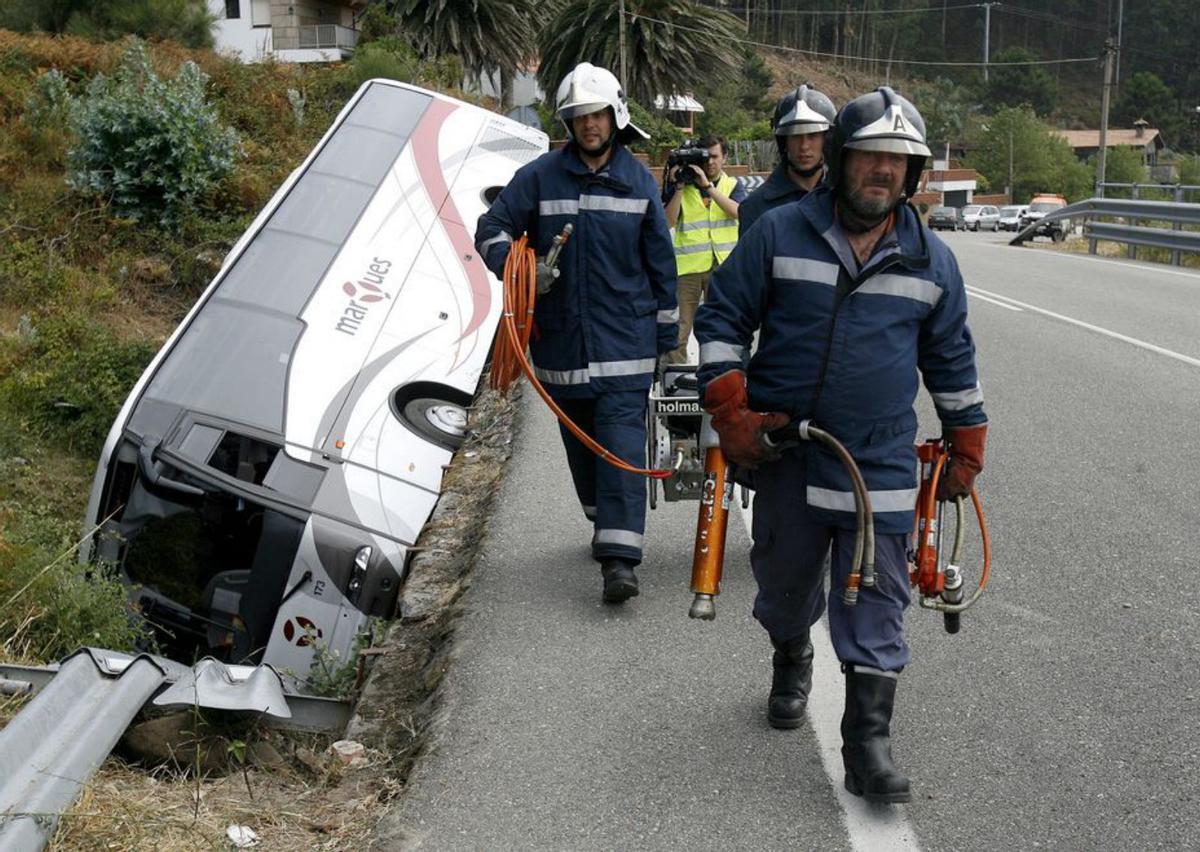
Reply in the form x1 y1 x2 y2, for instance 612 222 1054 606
982 2 999 83
1007 126 1014 201
618 0 628 92
1114 0 1124 93
1097 39 1116 197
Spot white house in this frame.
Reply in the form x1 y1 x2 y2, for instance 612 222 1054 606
208 0 365 63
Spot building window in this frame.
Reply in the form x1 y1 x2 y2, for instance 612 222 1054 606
225 0 241 19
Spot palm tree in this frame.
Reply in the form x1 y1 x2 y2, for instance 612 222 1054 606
537 0 745 107
393 0 537 86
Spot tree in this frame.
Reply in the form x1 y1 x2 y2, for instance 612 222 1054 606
985 47 1056 117
1089 145 1146 186
1115 71 1183 148
966 106 1091 203
537 0 745 108
394 0 536 86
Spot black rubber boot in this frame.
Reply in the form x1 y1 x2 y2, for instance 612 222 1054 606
600 559 639 603
841 665 912 803
767 636 813 729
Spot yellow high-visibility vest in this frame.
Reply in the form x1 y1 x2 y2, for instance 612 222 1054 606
673 172 740 275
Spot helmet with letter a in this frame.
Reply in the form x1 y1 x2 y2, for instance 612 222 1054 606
554 62 649 147
826 86 931 199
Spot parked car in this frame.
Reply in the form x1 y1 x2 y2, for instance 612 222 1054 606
1020 194 1070 241
928 206 960 231
961 204 1001 231
80 80 548 685
998 205 1027 231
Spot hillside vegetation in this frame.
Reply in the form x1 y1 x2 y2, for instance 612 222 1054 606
0 30 432 660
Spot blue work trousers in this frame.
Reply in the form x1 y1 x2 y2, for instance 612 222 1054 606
749 454 912 672
556 391 648 565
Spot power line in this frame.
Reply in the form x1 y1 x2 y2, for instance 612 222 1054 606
628 12 1099 68
703 2 986 16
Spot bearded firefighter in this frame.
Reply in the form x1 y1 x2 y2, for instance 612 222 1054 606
474 63 678 603
694 87 988 803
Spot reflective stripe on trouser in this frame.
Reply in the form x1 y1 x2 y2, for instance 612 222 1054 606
665 270 710 365
748 458 911 671
555 391 648 564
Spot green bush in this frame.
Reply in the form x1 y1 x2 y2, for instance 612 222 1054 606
67 41 239 226
0 523 146 661
348 36 463 91
0 308 156 454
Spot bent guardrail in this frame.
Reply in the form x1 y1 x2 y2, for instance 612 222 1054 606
1009 195 1200 266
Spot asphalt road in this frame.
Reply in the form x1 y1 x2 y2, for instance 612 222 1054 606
376 232 1200 851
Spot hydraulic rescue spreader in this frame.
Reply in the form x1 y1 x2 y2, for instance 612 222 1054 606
692 422 991 634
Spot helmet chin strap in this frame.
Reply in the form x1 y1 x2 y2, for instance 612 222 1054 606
788 157 824 179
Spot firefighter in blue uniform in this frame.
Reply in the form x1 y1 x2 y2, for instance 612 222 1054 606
739 84 837 236
475 63 678 603
695 88 988 803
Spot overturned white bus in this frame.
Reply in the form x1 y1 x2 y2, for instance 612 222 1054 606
81 80 547 686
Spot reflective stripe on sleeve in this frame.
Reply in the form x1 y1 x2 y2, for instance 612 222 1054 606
773 257 840 287
807 486 918 513
931 383 984 411
579 195 649 214
479 231 513 252
588 358 656 377
539 199 579 216
700 341 747 364
857 273 943 307
657 307 680 323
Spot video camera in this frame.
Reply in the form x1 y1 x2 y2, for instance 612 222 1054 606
666 141 711 187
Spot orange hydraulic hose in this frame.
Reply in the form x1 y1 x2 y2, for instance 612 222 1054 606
490 234 672 480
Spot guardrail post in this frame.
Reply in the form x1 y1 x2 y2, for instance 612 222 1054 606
1128 184 1138 259
1171 185 1183 266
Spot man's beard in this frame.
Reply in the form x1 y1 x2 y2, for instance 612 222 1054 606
578 133 612 157
838 180 898 232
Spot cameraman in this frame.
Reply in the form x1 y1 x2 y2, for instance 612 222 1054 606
663 134 746 365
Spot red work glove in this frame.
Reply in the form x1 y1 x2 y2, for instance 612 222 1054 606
936 423 987 501
703 370 789 469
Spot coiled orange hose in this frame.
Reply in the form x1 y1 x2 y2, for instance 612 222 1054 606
490 234 672 480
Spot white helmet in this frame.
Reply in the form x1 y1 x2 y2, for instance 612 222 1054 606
554 62 649 147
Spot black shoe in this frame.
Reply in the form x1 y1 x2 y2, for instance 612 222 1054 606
840 665 912 804
767 636 813 729
600 559 639 603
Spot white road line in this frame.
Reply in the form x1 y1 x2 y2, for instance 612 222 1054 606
966 285 1200 369
967 290 1023 311
735 503 923 852
997 243 1200 280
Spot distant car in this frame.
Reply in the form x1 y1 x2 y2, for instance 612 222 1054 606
1020 194 1070 241
961 204 1001 231
928 206 960 231
998 205 1027 231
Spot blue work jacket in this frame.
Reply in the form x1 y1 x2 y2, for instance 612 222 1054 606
695 187 987 533
475 143 678 398
738 163 814 237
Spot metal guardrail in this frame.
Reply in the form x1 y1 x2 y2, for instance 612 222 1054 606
297 24 359 51
1008 195 1200 266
